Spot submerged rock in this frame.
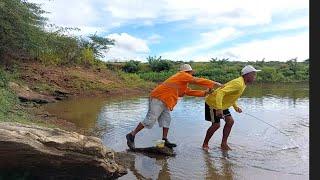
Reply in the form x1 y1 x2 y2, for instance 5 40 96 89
130 146 176 157
0 122 127 179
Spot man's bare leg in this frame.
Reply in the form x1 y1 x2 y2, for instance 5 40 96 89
162 127 169 139
126 122 145 149
202 123 220 150
131 122 144 136
221 116 234 150
162 127 177 147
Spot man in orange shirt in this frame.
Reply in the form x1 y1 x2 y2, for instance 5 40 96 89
126 64 223 149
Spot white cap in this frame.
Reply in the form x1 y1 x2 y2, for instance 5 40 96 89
180 64 193 72
241 65 261 75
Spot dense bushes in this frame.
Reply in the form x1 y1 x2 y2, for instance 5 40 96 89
119 58 309 83
0 68 18 120
122 60 141 73
0 0 46 59
194 59 309 83
147 56 173 72
139 71 175 82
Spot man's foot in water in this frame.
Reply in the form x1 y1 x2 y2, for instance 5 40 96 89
126 133 135 149
202 144 209 151
162 138 177 148
221 143 232 151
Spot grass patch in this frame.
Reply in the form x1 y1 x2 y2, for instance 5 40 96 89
0 68 56 128
118 71 155 89
0 67 18 121
70 75 120 91
138 71 175 82
32 83 56 94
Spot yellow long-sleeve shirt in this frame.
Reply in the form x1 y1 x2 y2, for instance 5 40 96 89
205 76 246 110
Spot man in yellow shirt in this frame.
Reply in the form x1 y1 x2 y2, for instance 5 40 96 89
202 65 261 151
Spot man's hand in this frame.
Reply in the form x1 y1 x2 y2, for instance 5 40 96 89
215 82 224 88
234 107 242 113
205 88 213 96
215 109 223 118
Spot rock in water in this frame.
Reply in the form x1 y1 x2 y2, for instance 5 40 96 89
130 146 176 157
0 122 127 179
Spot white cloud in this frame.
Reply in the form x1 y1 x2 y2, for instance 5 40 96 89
31 0 98 26
165 1 272 26
65 26 105 36
262 16 309 33
162 31 309 62
105 33 150 61
29 0 110 36
30 0 308 34
104 0 166 20
28 0 308 61
161 27 240 59
147 34 162 44
212 31 309 61
102 0 308 27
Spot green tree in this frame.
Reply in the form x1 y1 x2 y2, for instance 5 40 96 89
287 58 298 76
0 0 115 66
0 0 47 60
210 57 229 66
122 60 141 73
81 34 115 59
147 56 173 72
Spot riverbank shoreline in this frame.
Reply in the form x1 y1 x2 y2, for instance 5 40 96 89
0 61 155 179
1 61 154 133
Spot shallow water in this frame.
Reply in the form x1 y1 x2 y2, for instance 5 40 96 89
45 83 309 179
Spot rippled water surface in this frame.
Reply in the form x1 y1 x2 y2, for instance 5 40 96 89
45 83 309 179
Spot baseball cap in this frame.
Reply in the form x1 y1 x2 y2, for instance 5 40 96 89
241 65 261 75
180 64 193 72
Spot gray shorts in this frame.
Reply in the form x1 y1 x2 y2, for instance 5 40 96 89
141 98 171 129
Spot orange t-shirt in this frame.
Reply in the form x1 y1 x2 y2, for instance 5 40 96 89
150 71 216 111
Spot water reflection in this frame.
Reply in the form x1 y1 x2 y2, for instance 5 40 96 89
203 150 234 180
115 152 152 180
243 82 309 100
157 157 171 180
116 151 173 180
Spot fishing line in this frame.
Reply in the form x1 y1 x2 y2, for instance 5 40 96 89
240 112 298 148
242 112 289 136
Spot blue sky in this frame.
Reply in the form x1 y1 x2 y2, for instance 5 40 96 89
31 0 309 62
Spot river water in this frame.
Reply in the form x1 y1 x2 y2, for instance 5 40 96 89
45 83 309 180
